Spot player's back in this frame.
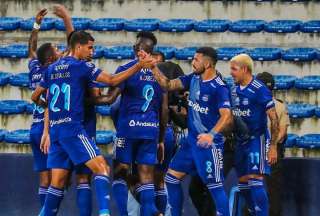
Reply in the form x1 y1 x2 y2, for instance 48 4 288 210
232 78 274 136
115 60 163 139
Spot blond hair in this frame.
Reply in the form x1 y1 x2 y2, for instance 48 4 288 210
230 54 254 73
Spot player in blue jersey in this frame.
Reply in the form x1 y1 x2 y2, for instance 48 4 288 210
28 8 63 210
31 30 153 216
150 47 233 216
229 54 279 216
109 31 168 216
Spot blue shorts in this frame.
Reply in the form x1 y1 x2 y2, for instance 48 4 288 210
47 128 101 170
114 137 158 165
235 132 271 177
169 135 224 184
156 126 176 172
30 130 48 172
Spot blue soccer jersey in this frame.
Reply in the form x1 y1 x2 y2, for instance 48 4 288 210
40 56 102 140
179 73 231 138
115 60 163 140
29 58 47 133
231 78 275 136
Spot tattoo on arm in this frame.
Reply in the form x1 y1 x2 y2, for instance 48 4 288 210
28 29 39 59
151 66 184 91
268 108 279 146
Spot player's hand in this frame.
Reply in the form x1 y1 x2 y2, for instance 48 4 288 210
35 8 48 24
53 4 70 19
137 51 157 69
40 133 50 154
197 133 213 148
157 142 165 164
268 145 277 165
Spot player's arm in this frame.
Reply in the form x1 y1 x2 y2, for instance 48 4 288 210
28 9 48 59
53 4 74 40
158 93 169 164
277 104 289 144
40 108 50 154
267 107 279 148
31 86 47 108
91 87 122 105
211 108 233 134
151 66 184 91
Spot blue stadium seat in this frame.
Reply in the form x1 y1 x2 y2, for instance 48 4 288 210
96 130 115 145
217 47 247 61
285 134 299 148
1 44 28 58
194 19 230 32
9 73 29 87
296 134 320 149
174 47 197 60
104 46 134 60
295 76 320 90
282 48 317 62
0 72 12 86
246 48 283 61
124 18 159 32
96 105 111 116
89 18 125 31
264 20 302 33
154 46 176 59
25 103 34 115
300 20 320 33
287 103 316 118
159 19 195 32
0 129 7 142
223 77 235 88
0 100 29 114
4 129 30 144
20 17 56 31
229 20 266 33
0 17 22 30
93 45 105 59
273 75 296 90
57 44 67 52
55 17 91 31
315 107 320 118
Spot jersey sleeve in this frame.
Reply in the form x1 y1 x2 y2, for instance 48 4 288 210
178 73 194 90
28 58 41 71
257 86 275 111
217 86 231 109
39 68 49 89
83 61 102 81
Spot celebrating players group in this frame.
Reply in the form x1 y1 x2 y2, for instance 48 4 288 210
28 5 279 216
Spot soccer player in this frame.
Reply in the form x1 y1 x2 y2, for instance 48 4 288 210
229 54 279 216
31 30 153 216
150 47 233 216
110 31 167 216
28 8 61 210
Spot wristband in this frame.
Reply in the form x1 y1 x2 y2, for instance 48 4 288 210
209 130 218 138
33 22 41 30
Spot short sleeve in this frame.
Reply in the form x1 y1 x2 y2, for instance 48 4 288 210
217 86 231 109
178 73 194 90
257 86 275 111
39 68 49 89
83 61 102 81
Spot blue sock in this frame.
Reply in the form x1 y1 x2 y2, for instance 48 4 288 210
249 179 269 216
238 182 255 215
38 186 48 207
207 182 230 216
165 173 183 216
155 188 167 214
136 183 158 216
94 175 111 216
43 186 64 216
112 179 129 216
77 183 92 216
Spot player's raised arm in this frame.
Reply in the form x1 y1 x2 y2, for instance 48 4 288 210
28 9 48 59
151 66 184 91
31 86 47 107
53 4 74 41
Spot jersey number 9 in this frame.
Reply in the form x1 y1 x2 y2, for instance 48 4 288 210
141 84 154 112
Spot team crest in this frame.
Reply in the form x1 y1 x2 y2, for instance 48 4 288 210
202 94 209 102
242 98 249 105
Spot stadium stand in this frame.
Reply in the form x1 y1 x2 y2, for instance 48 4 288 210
124 18 160 32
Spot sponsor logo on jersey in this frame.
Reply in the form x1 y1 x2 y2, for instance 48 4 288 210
252 165 259 170
50 117 72 127
232 108 251 117
188 100 209 114
115 137 125 148
32 73 42 81
129 120 159 128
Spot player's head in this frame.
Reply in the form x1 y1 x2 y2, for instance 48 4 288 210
69 30 95 60
230 54 254 84
152 51 165 63
192 47 217 75
133 31 157 55
36 43 61 66
256 71 275 91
